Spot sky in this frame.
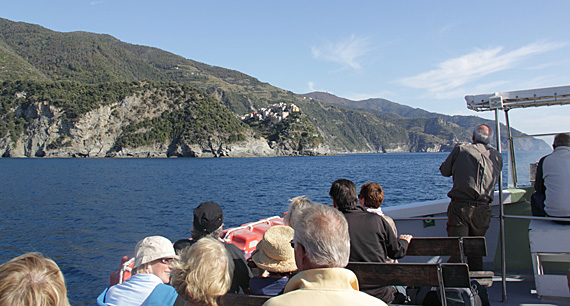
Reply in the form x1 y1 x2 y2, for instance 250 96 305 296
1 0 569 137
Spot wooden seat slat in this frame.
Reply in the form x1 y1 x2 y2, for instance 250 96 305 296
222 293 270 306
346 262 471 288
405 237 487 258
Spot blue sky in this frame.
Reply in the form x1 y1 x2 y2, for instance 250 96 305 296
2 0 569 137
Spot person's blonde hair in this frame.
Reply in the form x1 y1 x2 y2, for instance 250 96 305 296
0 252 70 306
284 195 316 227
171 238 233 306
133 263 153 275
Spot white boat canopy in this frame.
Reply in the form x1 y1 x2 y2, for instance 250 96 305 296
465 84 570 303
465 85 570 111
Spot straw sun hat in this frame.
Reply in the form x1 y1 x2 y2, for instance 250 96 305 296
252 225 297 273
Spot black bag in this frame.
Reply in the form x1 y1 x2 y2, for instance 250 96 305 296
406 280 489 306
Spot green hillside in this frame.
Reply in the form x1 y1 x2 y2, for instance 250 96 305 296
0 18 548 157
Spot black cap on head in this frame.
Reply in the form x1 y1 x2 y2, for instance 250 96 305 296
193 201 223 233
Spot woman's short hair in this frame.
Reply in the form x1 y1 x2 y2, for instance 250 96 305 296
0 252 70 306
284 196 316 227
171 238 234 306
359 182 384 209
293 203 350 268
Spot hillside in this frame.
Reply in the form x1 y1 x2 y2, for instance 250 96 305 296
300 92 549 151
0 18 548 157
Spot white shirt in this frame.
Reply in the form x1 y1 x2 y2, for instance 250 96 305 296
544 146 570 217
104 273 163 306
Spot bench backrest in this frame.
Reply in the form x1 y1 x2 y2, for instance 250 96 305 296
221 293 271 306
347 262 470 306
346 262 470 288
406 237 487 261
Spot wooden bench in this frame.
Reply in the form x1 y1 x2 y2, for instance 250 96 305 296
405 237 493 286
222 293 271 306
347 262 471 306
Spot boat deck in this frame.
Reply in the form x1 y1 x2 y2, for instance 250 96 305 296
487 269 570 305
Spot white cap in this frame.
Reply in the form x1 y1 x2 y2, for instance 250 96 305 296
133 236 179 269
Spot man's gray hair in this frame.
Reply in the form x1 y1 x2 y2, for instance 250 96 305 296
292 203 350 268
554 133 570 148
473 124 493 145
191 226 223 241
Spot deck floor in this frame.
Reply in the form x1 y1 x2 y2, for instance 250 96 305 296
487 270 570 305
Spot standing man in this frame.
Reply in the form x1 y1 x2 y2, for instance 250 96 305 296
440 124 503 271
531 133 570 219
329 179 412 303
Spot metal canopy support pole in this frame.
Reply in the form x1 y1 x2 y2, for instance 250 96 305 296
504 110 517 187
494 109 507 302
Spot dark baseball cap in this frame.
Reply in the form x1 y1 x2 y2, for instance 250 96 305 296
193 201 223 233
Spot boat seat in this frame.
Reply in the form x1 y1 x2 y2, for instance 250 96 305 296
529 219 570 299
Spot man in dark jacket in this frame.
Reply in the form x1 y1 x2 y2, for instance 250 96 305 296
440 124 503 271
174 201 252 294
330 179 412 303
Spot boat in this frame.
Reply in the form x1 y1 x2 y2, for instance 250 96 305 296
389 84 570 305
111 85 570 305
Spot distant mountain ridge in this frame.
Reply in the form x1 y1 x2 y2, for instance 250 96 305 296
0 18 548 157
301 91 437 118
299 92 548 151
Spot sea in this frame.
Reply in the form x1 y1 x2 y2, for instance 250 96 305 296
0 151 549 305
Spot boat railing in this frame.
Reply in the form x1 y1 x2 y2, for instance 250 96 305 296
221 216 281 242
503 214 570 222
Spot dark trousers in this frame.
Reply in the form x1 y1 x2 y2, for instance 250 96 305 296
446 201 492 271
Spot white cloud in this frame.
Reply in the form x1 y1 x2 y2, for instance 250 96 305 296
398 41 567 98
307 82 315 91
311 34 373 70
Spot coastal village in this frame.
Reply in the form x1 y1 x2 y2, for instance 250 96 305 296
240 103 300 123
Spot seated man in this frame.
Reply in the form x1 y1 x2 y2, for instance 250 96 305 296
531 133 570 220
263 203 386 306
174 201 252 294
330 179 412 303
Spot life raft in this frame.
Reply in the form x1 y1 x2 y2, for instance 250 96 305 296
109 216 285 285
221 216 285 256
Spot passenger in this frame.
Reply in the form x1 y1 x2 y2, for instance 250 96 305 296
250 225 297 296
97 236 179 306
531 133 570 221
330 178 412 304
0 252 71 306
173 201 252 294
263 203 386 306
359 182 399 263
283 195 317 227
358 182 397 235
440 124 503 271
171 238 233 306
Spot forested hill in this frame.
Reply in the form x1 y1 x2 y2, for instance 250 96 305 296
300 92 549 151
0 18 547 158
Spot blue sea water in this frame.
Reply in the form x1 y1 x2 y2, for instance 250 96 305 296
0 151 546 305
